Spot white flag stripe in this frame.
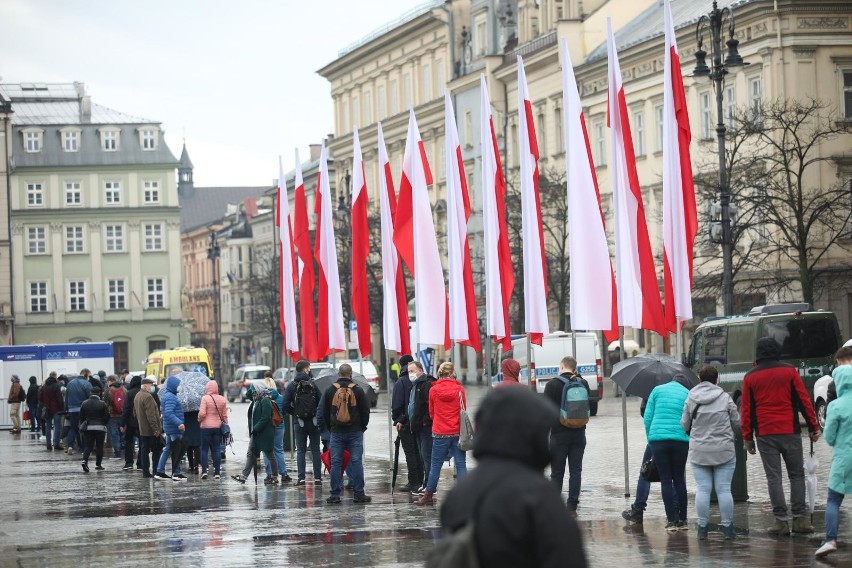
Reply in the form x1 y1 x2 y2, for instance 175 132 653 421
444 91 470 343
278 156 300 354
377 123 402 352
480 75 505 338
352 129 365 203
316 142 347 350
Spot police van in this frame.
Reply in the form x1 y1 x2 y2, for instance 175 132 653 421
684 303 841 409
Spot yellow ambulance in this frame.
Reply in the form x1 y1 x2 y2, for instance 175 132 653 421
145 346 213 385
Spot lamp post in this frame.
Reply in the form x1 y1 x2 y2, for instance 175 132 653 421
693 1 744 317
207 231 222 386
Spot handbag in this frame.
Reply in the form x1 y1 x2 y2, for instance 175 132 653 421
23 409 30 421
79 419 89 433
458 392 474 452
209 395 230 441
640 457 660 483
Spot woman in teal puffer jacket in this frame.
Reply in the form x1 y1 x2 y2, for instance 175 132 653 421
644 374 692 530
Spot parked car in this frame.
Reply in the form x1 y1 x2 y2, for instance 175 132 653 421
273 367 289 381
284 362 333 382
227 365 273 402
814 374 832 430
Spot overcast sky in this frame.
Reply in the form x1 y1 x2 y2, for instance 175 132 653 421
0 0 425 186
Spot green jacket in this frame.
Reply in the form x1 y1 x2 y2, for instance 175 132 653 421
826 366 852 494
247 397 275 453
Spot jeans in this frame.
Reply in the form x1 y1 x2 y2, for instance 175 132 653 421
157 434 184 476
692 458 736 527
264 427 290 478
82 431 106 466
426 435 466 493
200 428 222 475
46 413 62 449
633 444 653 511
139 436 162 475
756 434 806 521
66 412 80 451
295 419 322 480
414 427 433 488
28 403 39 431
330 431 365 497
123 425 138 467
550 428 587 509
107 417 122 456
650 440 689 523
825 487 844 542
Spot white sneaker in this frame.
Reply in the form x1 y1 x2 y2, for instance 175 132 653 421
815 541 837 558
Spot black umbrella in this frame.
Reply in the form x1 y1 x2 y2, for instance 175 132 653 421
391 433 401 494
314 369 372 399
610 353 699 400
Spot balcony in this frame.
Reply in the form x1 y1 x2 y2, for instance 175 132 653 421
503 30 557 65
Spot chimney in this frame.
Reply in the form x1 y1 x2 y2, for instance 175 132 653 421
309 144 322 162
76 82 91 123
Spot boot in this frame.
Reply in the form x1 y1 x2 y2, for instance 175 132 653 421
621 505 643 524
792 517 814 534
722 524 737 540
416 491 435 505
767 519 789 535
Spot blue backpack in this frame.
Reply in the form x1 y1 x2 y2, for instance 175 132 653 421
558 376 590 428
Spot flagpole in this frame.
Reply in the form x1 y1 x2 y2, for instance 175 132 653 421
619 328 630 497
385 348 393 471
675 319 683 364
485 337 493 388
526 334 533 391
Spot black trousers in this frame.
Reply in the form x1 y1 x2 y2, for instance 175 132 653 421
83 431 106 466
124 425 138 467
399 425 422 487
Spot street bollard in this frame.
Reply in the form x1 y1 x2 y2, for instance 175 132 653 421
731 431 749 502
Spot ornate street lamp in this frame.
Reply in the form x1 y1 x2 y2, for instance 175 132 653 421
694 1 744 316
207 231 222 386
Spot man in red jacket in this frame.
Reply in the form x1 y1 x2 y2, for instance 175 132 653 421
741 337 821 535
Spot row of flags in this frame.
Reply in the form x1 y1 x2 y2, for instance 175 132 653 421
274 0 697 362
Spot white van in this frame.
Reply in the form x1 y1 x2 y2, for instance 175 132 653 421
510 331 603 416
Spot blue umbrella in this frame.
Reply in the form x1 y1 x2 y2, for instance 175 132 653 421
176 371 210 412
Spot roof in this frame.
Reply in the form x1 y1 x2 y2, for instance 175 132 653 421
335 0 444 58
584 0 745 64
0 83 157 125
179 186 271 233
179 144 194 169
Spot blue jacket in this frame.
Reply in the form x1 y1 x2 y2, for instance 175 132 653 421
644 380 690 443
391 371 413 425
65 376 91 413
161 376 185 436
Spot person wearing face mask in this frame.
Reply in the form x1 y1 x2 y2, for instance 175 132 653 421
135 377 163 479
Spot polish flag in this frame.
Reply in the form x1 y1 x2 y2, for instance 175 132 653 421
293 149 319 361
606 19 666 336
313 141 346 355
517 56 549 346
393 109 449 348
480 75 515 352
377 123 411 354
444 91 480 352
276 156 300 359
350 130 373 357
662 0 698 332
560 40 619 342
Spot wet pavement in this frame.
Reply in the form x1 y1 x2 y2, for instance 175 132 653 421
0 379 849 566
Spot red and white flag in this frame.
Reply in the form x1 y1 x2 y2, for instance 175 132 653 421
606 19 666 336
393 109 448 348
293 149 319 361
313 141 346 355
560 40 618 342
377 123 411 354
662 0 698 332
444 91 480 352
480 75 515 352
517 56 549 345
276 156 300 359
351 129 372 357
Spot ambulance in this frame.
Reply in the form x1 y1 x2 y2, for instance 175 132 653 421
145 346 213 385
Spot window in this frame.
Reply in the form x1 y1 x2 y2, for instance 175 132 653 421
537 108 546 157
700 91 713 139
68 280 87 312
403 74 412 108
634 111 646 156
843 71 852 119
141 130 157 150
113 341 129 373
146 277 165 308
63 131 78 152
26 182 44 207
107 279 126 310
703 325 728 365
422 64 432 102
29 282 48 313
27 227 46 254
593 120 606 166
377 85 386 120
25 131 41 153
749 76 763 119
65 225 84 254
724 85 736 128
554 106 564 153
102 130 118 151
143 180 160 204
655 104 664 152
65 182 82 206
463 110 473 148
763 318 840 359
144 223 163 251
390 80 399 115
476 19 487 56
105 224 124 252
148 340 167 353
364 91 372 124
104 180 121 204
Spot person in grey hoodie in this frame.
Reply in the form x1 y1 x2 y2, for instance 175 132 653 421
681 365 741 540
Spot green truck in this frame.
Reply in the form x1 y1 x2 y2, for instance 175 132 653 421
684 303 842 408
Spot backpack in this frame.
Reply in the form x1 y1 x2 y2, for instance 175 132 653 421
111 387 126 415
558 376 590 428
293 380 318 420
270 399 285 428
330 383 356 427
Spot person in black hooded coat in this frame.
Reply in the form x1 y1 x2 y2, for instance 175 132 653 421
120 375 143 470
390 354 420 491
437 387 587 568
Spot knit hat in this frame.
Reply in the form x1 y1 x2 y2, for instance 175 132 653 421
10 375 19 383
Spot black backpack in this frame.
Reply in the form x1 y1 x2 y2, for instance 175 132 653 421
293 380 318 420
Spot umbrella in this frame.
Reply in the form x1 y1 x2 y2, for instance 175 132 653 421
391 433 402 494
611 353 699 400
320 448 351 473
176 371 210 412
805 439 818 522
313 369 372 396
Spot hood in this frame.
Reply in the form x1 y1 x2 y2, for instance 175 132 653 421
473 388 558 469
45 377 57 386
29 376 37 385
128 375 142 390
431 377 461 403
165 376 181 394
204 381 218 395
267 387 281 401
756 337 781 362
673 374 694 390
501 359 521 383
109 383 122 390
295 372 311 382
689 381 725 404
833 365 852 398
